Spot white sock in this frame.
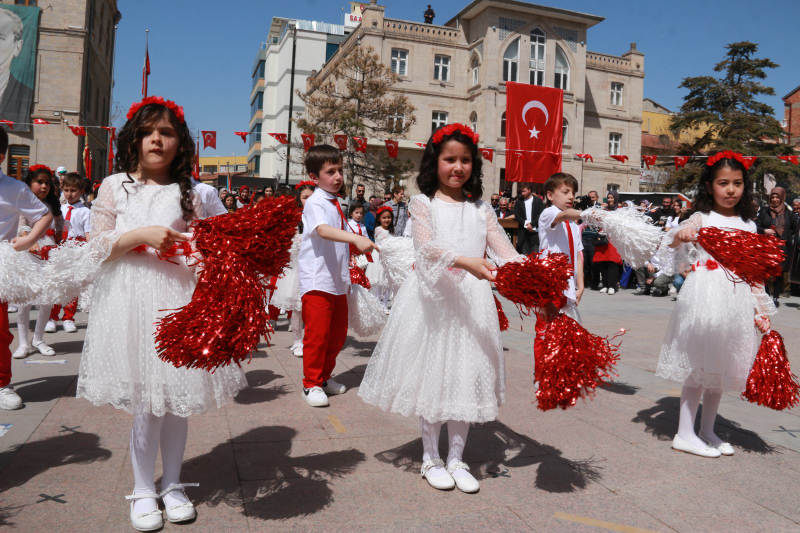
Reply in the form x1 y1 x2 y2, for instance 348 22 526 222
130 412 164 515
420 417 449 479
32 305 52 344
446 420 472 480
16 305 31 346
677 380 706 449
700 389 724 445
160 413 190 506
291 312 304 345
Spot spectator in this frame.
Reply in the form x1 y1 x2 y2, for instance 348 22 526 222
252 192 265 205
423 4 435 23
364 197 383 241
218 187 229 201
587 190 601 208
636 254 675 297
793 198 800 213
757 186 799 307
383 191 392 203
666 202 683 229
383 185 408 236
496 197 515 241
512 184 544 255
350 183 369 211
490 193 500 214
649 196 675 228
223 195 237 213
264 186 274 198
593 190 623 294
237 186 252 208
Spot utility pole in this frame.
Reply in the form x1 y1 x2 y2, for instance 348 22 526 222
285 22 298 186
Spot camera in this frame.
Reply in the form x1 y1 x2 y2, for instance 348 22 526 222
574 195 594 210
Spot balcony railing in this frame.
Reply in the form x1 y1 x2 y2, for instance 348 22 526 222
587 51 632 72
383 18 461 43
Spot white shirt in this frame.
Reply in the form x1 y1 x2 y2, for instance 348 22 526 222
538 205 584 301
193 181 227 217
348 219 367 237
63 200 92 238
298 188 351 296
524 197 533 226
0 170 49 242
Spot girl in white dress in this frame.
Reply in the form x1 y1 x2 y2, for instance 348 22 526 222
359 124 523 493
75 97 247 531
368 207 393 311
272 183 314 357
655 152 774 458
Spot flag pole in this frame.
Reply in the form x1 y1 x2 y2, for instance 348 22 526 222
143 29 150 97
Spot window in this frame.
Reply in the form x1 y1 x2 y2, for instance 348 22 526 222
471 56 479 86
529 28 546 86
391 49 408 76
388 113 405 134
252 60 265 89
608 133 622 156
503 38 519 82
203 165 218 174
562 119 568 145
500 112 506 137
15 0 37 5
607 183 620 192
249 123 262 148
251 156 260 175
610 82 623 106
470 112 478 133
8 145 29 180
326 43 339 62
434 55 450 81
250 92 263 116
431 111 448 133
554 46 570 90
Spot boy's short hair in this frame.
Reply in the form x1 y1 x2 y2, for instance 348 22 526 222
0 126 8 156
543 173 578 206
61 172 85 191
305 144 342 177
391 185 405 195
348 203 364 218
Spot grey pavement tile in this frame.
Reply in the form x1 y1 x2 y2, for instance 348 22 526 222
380 507 535 532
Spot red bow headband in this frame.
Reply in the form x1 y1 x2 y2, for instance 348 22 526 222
376 206 393 217
29 164 53 175
295 180 315 190
127 96 185 124
707 150 744 167
431 123 480 146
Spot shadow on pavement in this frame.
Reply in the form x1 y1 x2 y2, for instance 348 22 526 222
234 370 290 406
632 396 778 454
178 426 366 521
12 375 77 404
342 337 376 358
599 381 640 395
48 340 84 353
373 421 602 493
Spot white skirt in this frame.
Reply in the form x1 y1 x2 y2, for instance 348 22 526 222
272 266 301 311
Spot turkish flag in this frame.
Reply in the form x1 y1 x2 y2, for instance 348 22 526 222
480 148 494 162
674 156 689 169
642 155 657 169
201 131 216 149
353 136 367 153
33 118 51 125
0 119 13 129
234 131 248 143
385 139 398 159
269 133 288 144
505 82 563 182
576 153 593 163
69 125 86 136
415 142 427 148
741 156 757 170
301 134 315 152
778 155 799 165
334 134 348 150
102 127 116 174
610 155 628 164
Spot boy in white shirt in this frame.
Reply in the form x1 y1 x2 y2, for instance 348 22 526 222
47 173 92 333
298 145 378 407
536 173 584 356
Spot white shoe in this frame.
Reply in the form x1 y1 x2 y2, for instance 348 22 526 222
44 320 57 333
384 308 391 315
672 435 721 458
303 386 329 407
599 287 608 293
607 288 616 295
32 341 55 356
0 386 23 410
292 346 303 357
12 345 30 359
447 461 480 493
668 286 678 295
160 483 199 523
125 493 163 532
288 322 293 332
63 320 77 333
699 432 735 456
421 459 455 490
322 378 346 395
7 304 17 313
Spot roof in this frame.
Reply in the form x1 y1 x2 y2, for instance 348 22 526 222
643 98 672 114
446 0 604 28
641 133 679 151
784 84 800 100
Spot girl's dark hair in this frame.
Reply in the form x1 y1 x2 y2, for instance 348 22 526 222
416 129 483 201
114 104 195 222
25 168 62 217
691 156 756 221
295 183 314 208
377 208 395 234
274 185 294 198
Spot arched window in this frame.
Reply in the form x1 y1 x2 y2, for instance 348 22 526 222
555 46 570 90
529 28 546 86
562 118 569 145
501 112 506 137
471 56 479 86
470 112 478 133
503 38 519 82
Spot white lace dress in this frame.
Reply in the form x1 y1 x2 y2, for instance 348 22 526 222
365 227 389 292
358 195 524 423
271 232 301 311
76 174 247 417
655 211 777 393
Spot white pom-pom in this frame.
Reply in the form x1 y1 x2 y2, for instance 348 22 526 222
0 242 45 305
39 237 114 305
356 254 370 270
581 207 664 268
380 237 415 293
347 284 385 337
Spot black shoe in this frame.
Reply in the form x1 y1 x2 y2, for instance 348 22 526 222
651 289 664 297
634 289 650 296
774 298 781 308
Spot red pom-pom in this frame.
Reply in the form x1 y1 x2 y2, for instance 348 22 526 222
535 314 621 411
494 295 509 332
495 253 573 313
350 266 371 290
697 227 785 288
154 197 301 370
743 331 800 411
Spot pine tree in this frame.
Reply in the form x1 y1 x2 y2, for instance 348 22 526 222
669 42 798 192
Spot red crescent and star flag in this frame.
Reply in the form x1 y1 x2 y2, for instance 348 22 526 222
480 148 494 162
234 131 248 143
505 82 563 183
201 130 216 150
268 133 288 145
353 136 367 153
301 134 315 152
334 134 348 150
385 139 399 159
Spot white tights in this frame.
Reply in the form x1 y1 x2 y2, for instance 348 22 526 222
420 418 470 479
16 304 53 347
677 379 724 449
130 412 189 514
291 311 304 349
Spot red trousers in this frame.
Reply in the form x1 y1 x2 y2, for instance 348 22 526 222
50 298 78 322
301 291 348 389
0 302 13 388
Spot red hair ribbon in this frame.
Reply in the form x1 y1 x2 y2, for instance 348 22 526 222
127 96 185 124
706 150 744 167
29 164 53 175
294 180 315 190
431 123 479 145
376 206 393 217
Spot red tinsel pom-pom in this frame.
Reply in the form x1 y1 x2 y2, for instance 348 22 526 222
154 197 301 371
350 266 371 290
535 314 621 411
743 331 800 411
495 253 573 313
698 227 785 288
494 295 509 332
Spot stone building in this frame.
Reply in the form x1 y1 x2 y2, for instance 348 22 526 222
309 0 645 197
1 0 119 181
783 85 800 147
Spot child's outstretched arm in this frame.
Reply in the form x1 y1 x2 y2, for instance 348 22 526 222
316 224 379 254
12 213 53 251
550 208 582 227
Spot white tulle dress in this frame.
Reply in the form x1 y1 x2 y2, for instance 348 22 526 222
655 211 777 393
358 194 524 423
76 174 247 417
365 227 389 292
272 232 301 312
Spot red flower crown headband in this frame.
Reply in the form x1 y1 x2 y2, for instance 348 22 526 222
431 123 479 146
706 150 744 167
29 164 53 175
295 180 315 190
127 96 185 124
376 206 393 216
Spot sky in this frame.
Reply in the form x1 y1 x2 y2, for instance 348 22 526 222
112 0 799 157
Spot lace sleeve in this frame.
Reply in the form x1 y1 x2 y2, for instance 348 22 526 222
483 202 524 266
752 284 778 317
90 179 118 237
17 215 31 236
656 212 702 276
409 196 464 300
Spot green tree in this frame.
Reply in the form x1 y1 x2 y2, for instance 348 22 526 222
669 42 798 192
